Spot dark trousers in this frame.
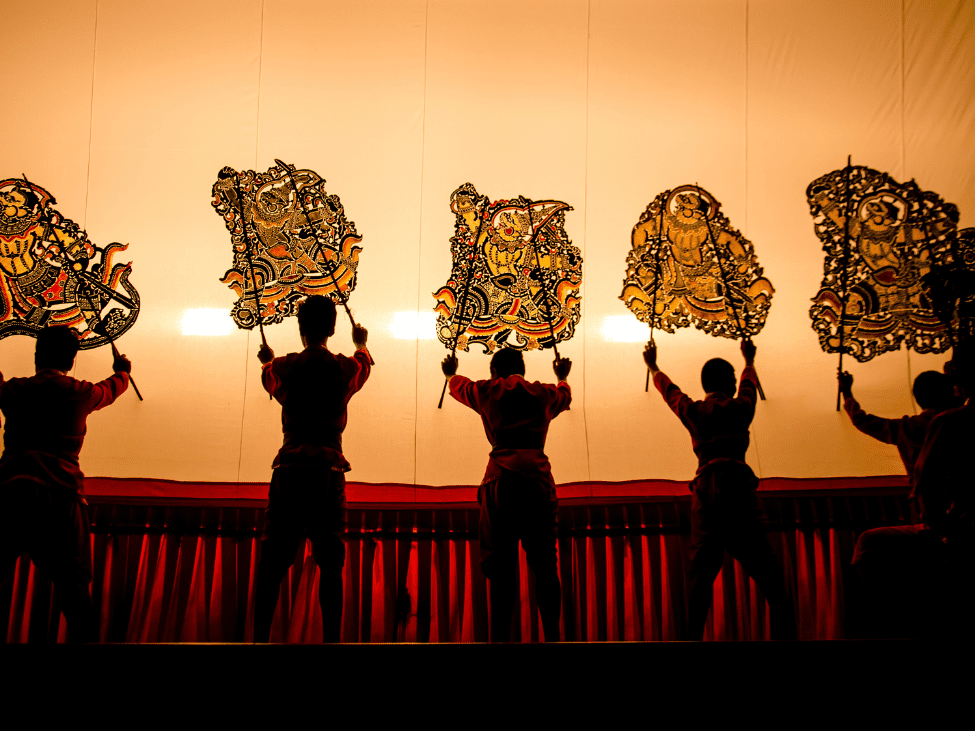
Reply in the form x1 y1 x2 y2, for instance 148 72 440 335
254 466 347 643
852 524 973 639
478 474 561 642
1 480 94 643
685 463 795 641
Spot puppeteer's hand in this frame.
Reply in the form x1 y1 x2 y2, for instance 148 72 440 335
741 339 757 366
258 344 274 364
838 370 853 399
113 354 132 374
643 342 658 371
352 323 368 349
553 357 572 382
442 354 458 378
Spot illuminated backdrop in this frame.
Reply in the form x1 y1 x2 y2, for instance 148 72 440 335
1 0 973 487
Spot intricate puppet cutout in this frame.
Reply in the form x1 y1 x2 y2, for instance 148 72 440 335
433 183 582 353
807 166 962 361
0 178 139 348
922 226 975 344
620 185 773 339
212 160 362 330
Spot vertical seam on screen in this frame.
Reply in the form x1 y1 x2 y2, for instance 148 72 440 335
255 0 265 169
744 0 749 238
745 0 763 478
73 0 99 380
238 332 251 486
901 0 906 181
582 0 592 485
83 0 99 231
902 0 917 415
237 2 266 485
414 0 430 494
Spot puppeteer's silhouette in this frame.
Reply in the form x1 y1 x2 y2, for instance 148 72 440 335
442 349 571 642
0 326 131 642
253 296 371 643
909 341 975 638
840 369 958 637
646 339 795 640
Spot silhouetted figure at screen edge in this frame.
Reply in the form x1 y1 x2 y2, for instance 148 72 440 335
253 296 371 643
0 326 131 643
909 340 975 638
442 349 571 642
839 369 958 637
645 339 795 641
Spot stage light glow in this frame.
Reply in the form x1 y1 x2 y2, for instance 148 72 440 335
389 311 437 340
181 308 233 336
601 315 650 342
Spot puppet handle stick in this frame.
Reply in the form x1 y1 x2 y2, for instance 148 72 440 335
231 175 268 349
279 164 354 324
279 165 374 365
108 339 143 401
525 197 561 361
694 184 766 400
230 174 271 398
438 200 488 409
438 367 450 409
909 179 954 347
20 174 144 402
836 156 854 411
646 204 665 392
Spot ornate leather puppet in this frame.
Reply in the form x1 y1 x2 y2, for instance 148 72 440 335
0 177 140 350
212 159 362 335
621 184 773 393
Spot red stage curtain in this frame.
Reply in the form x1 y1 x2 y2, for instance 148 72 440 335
2 490 913 642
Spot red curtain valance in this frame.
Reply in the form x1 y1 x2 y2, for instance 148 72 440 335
80 475 910 505
3 488 914 642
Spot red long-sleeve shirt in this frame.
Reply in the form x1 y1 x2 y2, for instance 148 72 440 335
653 366 758 469
0 369 129 494
842 396 939 485
261 345 371 471
449 374 571 484
913 404 974 540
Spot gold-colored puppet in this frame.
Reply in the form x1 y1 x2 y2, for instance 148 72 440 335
212 160 362 331
621 184 774 340
433 183 582 353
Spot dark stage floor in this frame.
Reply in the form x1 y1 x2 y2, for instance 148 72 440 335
3 640 966 717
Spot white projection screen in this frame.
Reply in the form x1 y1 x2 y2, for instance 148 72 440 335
1 0 973 492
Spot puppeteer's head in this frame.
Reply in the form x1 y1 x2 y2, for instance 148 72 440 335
912 371 956 411
35 326 80 373
949 339 975 400
490 348 525 380
297 295 337 346
701 357 736 398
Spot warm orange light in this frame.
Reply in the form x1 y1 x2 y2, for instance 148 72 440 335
389 311 437 340
600 315 649 343
181 308 233 336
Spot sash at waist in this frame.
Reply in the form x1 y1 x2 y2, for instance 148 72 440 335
482 448 553 484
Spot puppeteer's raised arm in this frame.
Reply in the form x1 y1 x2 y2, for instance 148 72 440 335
838 370 854 399
741 339 756 368
441 354 459 379
352 323 368 349
553 357 571 383
643 341 660 376
113 353 132 374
